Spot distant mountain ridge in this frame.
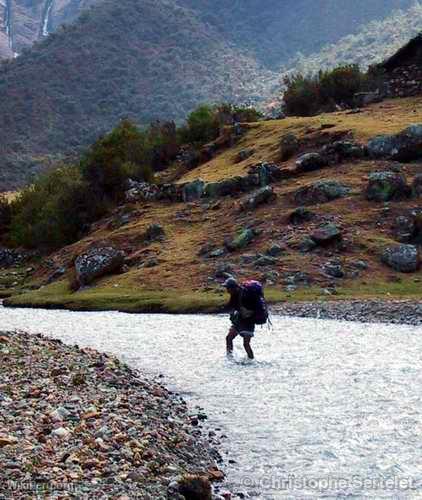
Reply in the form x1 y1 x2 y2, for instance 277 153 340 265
0 0 419 190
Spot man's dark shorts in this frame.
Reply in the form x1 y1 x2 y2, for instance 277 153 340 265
231 315 255 338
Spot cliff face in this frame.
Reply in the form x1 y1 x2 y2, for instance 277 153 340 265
0 0 97 59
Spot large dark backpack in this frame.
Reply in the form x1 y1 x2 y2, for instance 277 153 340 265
242 280 269 325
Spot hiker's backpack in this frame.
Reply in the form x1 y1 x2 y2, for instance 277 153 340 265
242 280 269 325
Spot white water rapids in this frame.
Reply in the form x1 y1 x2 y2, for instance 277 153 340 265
0 306 421 498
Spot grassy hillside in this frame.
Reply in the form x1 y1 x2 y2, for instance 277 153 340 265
4 97 422 312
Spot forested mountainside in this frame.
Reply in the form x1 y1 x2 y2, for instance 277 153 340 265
0 0 271 190
280 3 422 78
0 0 98 59
178 0 414 68
0 0 419 190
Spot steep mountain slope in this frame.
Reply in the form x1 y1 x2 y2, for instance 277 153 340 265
280 3 422 77
0 0 98 59
178 0 414 68
0 0 419 190
0 0 272 190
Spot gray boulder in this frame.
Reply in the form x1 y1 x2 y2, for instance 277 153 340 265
296 152 328 172
392 209 422 245
323 261 345 278
367 124 422 162
280 133 299 161
237 148 255 162
145 224 166 242
413 174 422 198
254 255 278 267
240 186 276 210
381 244 419 273
354 91 383 108
75 247 125 287
215 262 235 279
322 141 367 159
288 207 314 225
298 236 317 253
266 244 285 257
365 171 411 202
283 271 313 287
311 223 342 246
204 177 242 198
294 180 350 205
182 179 205 202
392 215 416 243
225 228 256 252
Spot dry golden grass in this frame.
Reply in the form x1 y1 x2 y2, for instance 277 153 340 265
6 96 422 310
180 97 422 183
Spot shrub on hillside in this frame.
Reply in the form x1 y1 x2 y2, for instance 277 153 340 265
9 167 98 249
0 196 11 235
146 121 180 172
319 65 368 105
80 120 154 201
282 73 322 116
179 105 220 145
283 64 376 116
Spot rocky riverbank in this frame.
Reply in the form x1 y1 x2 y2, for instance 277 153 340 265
274 299 422 326
0 331 228 499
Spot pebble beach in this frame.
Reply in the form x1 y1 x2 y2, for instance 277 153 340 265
0 331 225 499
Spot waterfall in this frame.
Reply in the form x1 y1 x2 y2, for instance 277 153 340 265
42 0 54 37
4 0 12 50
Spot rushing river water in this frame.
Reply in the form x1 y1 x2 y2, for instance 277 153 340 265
1 305 421 499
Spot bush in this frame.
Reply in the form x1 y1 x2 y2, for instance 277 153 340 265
80 119 154 201
9 167 97 249
283 64 376 116
319 65 367 106
179 105 220 145
0 196 11 236
283 73 321 116
232 104 263 123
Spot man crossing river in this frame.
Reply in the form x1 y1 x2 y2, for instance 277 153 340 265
223 277 269 360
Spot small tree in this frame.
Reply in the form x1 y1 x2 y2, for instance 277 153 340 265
181 105 220 145
319 64 365 107
10 167 95 249
80 119 152 201
283 73 321 116
0 195 11 237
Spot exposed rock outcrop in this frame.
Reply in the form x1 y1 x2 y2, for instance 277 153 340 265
367 124 422 162
239 186 276 211
75 247 125 287
295 152 328 172
310 223 342 246
225 228 256 252
365 171 411 202
294 180 350 205
381 244 419 273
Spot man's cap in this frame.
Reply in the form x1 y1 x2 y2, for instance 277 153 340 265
223 277 239 290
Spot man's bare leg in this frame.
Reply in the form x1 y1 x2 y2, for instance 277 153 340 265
226 327 237 355
243 336 254 360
